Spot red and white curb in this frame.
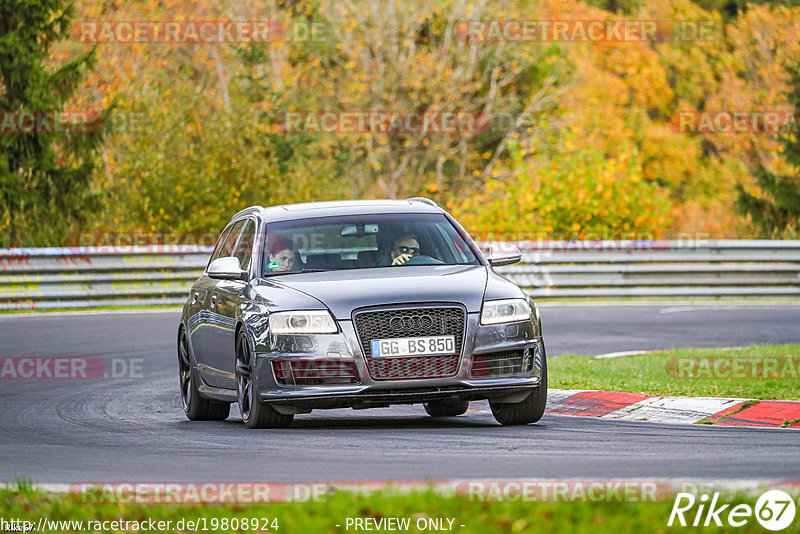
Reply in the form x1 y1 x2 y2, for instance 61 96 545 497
544 389 800 428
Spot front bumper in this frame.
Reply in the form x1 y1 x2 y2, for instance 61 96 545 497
251 312 545 410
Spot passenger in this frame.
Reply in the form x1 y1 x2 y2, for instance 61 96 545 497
265 235 299 272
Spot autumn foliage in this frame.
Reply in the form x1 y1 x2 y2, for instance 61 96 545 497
5 0 800 244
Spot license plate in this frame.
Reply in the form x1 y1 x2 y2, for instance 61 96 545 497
371 336 456 358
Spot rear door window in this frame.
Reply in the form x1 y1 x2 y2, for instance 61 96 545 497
232 219 257 270
207 220 245 270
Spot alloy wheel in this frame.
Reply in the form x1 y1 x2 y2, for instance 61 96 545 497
236 332 254 421
178 330 192 412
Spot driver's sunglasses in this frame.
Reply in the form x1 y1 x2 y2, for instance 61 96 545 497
396 246 420 256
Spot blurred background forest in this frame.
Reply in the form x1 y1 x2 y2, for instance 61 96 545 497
2 0 800 246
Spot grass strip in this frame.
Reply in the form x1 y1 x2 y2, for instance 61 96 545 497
550 344 800 400
0 485 790 534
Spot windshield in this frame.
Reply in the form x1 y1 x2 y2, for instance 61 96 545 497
261 213 481 275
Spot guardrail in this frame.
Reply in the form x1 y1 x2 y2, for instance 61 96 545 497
0 246 213 310
1 240 799 310
494 239 800 298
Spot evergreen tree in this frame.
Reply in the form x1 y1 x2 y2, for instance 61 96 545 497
0 0 103 246
737 61 800 238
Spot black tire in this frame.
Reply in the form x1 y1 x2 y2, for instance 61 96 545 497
178 328 230 421
490 352 547 425
236 330 294 429
424 400 469 417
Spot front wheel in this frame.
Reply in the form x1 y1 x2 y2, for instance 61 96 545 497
424 400 469 417
178 328 230 421
236 330 293 429
489 353 547 425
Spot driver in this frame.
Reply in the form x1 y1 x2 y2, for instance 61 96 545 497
390 234 421 266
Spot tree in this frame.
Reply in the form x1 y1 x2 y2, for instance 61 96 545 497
449 125 672 238
736 60 800 237
46 0 800 240
75 0 352 237
290 0 565 199
0 0 103 246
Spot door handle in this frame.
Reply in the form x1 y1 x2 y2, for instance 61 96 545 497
210 295 217 309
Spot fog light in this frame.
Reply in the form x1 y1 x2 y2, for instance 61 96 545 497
272 358 360 386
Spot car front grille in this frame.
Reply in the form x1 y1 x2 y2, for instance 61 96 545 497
470 349 531 377
353 306 466 380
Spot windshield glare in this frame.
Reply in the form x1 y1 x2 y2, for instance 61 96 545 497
262 213 480 275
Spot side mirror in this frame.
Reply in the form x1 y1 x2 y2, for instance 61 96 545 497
486 243 521 267
207 256 248 281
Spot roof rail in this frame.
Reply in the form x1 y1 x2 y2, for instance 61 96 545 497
406 197 438 207
230 206 264 221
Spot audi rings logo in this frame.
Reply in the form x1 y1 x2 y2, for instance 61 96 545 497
388 314 434 332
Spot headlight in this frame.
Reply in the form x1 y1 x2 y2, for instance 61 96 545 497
268 310 338 334
480 298 532 325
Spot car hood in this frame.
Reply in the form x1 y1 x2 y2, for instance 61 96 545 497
258 265 488 319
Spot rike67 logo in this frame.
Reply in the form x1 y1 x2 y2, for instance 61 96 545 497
668 490 797 531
